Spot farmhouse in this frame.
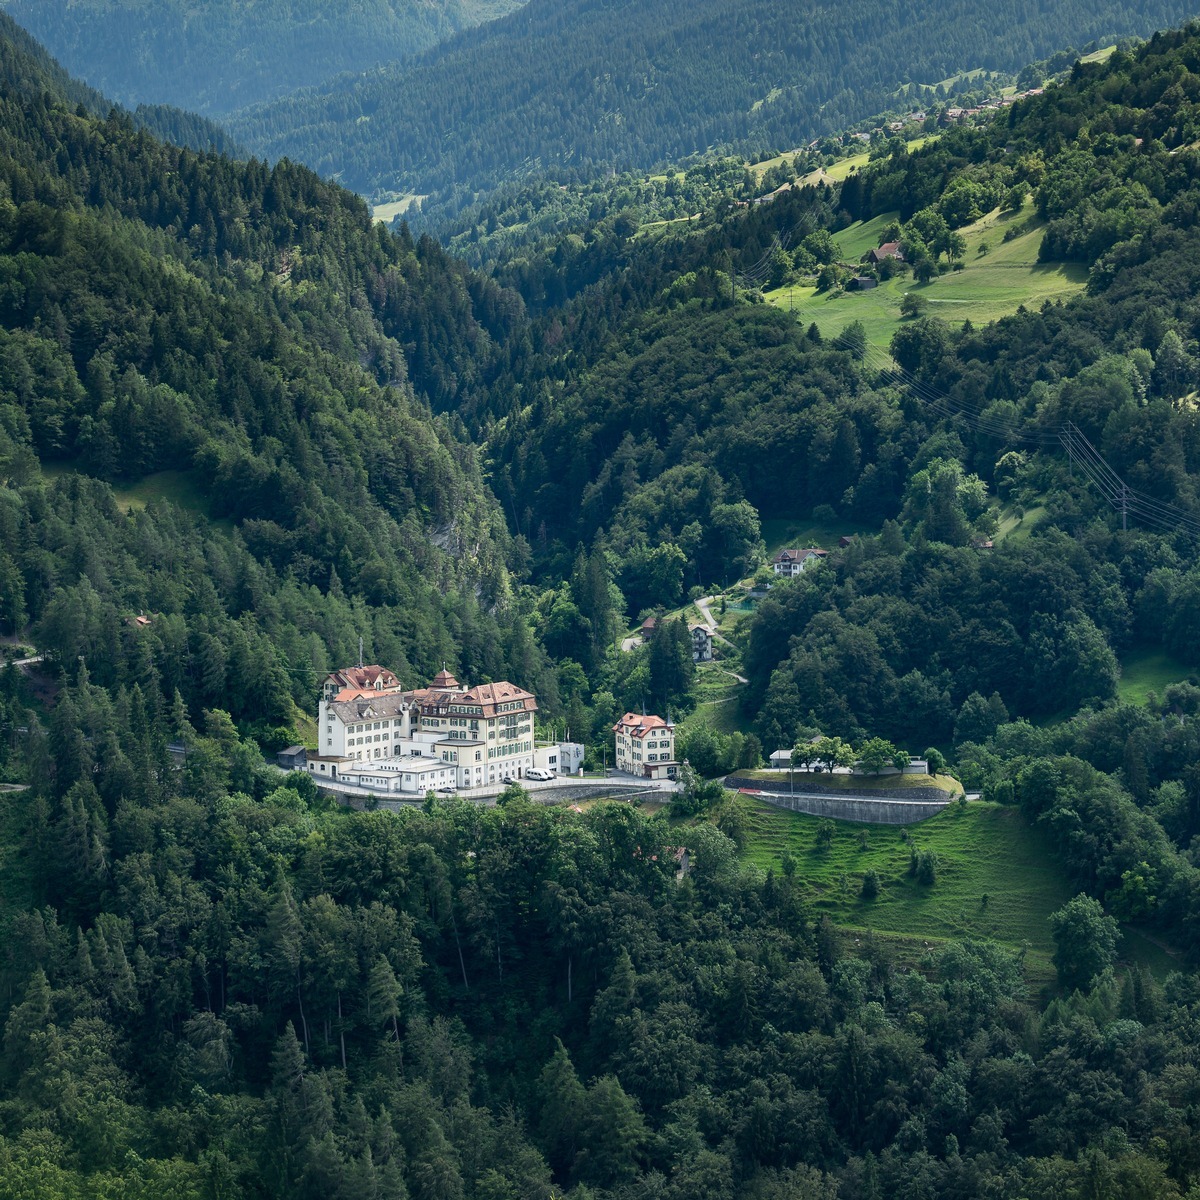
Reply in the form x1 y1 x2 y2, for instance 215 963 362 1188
867 241 904 264
613 712 677 779
773 547 828 577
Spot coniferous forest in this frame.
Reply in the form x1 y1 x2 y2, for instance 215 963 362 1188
227 0 1200 197
0 0 526 114
7 6 1200 1199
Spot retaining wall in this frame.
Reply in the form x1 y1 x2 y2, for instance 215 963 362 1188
725 773 951 801
726 775 954 824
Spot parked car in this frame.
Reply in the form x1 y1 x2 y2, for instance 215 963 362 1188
437 786 456 794
525 768 554 781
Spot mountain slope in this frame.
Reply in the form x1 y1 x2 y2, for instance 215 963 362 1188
230 0 1200 198
0 0 528 114
0 16 571 730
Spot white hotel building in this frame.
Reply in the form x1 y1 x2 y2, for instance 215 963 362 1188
307 669 538 791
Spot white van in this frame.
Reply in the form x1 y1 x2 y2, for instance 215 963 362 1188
525 768 555 782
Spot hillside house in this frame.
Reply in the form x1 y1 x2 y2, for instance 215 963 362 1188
639 616 658 641
613 713 677 779
867 242 904 264
773 548 828 577
690 624 713 662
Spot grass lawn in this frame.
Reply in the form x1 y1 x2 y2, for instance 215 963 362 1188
760 516 861 556
735 795 1178 988
680 664 753 737
789 136 936 189
41 463 216 519
682 695 753 737
739 797 1071 987
1118 645 1196 706
995 504 1047 544
834 211 900 261
371 194 425 223
768 206 1087 350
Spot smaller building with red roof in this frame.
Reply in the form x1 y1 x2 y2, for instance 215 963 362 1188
613 712 678 779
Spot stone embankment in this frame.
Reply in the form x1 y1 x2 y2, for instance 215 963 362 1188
725 773 955 824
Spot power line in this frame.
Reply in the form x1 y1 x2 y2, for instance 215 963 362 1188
772 288 1200 538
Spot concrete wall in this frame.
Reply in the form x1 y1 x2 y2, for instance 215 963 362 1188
319 779 676 809
745 791 952 825
726 774 951 801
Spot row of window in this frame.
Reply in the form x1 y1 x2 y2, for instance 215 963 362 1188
345 719 404 733
488 741 531 759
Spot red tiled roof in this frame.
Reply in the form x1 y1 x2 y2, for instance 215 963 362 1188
613 712 674 739
326 665 400 691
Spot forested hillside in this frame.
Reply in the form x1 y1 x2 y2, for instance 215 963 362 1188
0 0 527 114
230 0 1198 199
0 11 571 740
10 16 1200 1200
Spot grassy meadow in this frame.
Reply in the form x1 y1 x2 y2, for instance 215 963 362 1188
767 204 1088 350
371 194 425 223
733 795 1175 988
759 515 860 556
41 464 215 518
1118 645 1196 706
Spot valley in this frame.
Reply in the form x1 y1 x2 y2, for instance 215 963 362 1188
0 8 1200 1199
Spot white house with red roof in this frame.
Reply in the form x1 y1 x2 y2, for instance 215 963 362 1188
772 548 828 578
612 712 677 779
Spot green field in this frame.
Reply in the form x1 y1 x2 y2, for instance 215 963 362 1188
1118 645 1196 706
760 515 861 556
738 798 1068 987
995 504 1047 544
41 464 214 518
681 693 752 738
736 795 1179 988
768 205 1088 350
786 136 936 188
371 194 425 223
832 211 901 260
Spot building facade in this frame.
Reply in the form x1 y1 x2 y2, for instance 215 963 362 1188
316 669 538 788
612 712 677 779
